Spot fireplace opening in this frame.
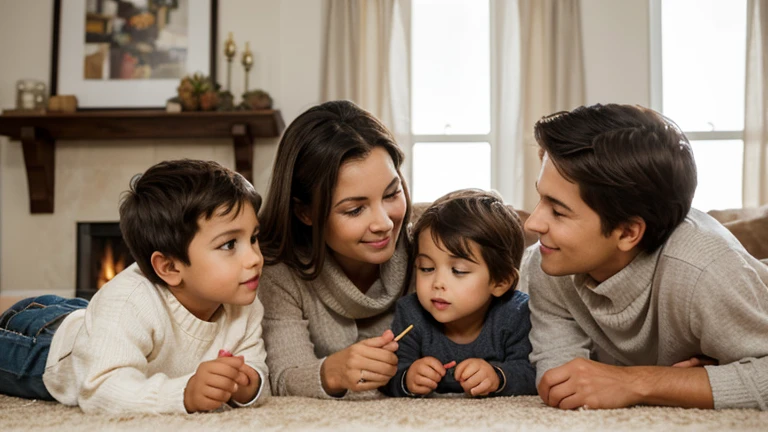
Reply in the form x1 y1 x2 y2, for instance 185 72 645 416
76 222 135 299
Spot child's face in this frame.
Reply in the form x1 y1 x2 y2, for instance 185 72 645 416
524 154 627 282
173 202 263 321
325 146 407 274
415 228 508 332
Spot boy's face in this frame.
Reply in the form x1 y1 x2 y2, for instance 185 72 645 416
324 146 407 275
524 154 628 282
172 202 263 321
415 228 509 336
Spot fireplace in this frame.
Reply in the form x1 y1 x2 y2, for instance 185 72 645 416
76 222 135 299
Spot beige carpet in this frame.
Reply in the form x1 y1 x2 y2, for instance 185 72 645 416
1 394 767 431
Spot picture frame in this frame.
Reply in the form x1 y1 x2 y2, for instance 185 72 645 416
50 0 218 110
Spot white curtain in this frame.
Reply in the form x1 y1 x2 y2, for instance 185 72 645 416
495 0 586 211
321 0 411 174
321 0 583 211
744 0 768 207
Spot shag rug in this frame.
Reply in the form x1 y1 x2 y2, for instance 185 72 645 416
1 393 766 432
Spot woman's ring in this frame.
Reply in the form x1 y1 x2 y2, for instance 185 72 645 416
358 369 366 383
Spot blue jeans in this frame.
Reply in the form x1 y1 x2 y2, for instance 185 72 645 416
0 295 88 400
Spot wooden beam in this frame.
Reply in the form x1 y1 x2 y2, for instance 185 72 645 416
20 127 55 213
232 123 254 184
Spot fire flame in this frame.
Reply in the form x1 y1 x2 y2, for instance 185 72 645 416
97 240 125 289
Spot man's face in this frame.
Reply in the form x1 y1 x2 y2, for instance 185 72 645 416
524 154 628 282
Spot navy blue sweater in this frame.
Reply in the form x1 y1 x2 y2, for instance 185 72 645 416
382 291 537 397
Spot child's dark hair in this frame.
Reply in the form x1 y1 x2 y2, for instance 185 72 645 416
534 103 697 253
119 159 262 286
406 189 524 294
258 100 412 280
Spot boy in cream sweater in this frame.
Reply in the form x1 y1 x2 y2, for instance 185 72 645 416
0 159 269 414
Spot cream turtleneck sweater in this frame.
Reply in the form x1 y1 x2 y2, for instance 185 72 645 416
523 209 768 409
258 241 409 398
43 263 269 414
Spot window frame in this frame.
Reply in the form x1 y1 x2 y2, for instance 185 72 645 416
408 0 498 202
649 0 746 209
650 0 745 142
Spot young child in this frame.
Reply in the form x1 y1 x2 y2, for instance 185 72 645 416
382 189 537 397
0 159 269 414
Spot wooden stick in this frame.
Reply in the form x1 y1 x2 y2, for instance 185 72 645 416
394 324 414 342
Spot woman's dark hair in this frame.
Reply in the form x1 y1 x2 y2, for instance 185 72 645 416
119 159 262 286
534 103 697 253
405 189 524 295
258 100 412 280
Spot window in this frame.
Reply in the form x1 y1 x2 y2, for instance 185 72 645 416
410 0 492 203
652 0 747 211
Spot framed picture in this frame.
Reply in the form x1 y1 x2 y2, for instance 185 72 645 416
50 0 218 110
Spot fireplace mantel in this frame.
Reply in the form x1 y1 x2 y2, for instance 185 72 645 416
0 109 285 213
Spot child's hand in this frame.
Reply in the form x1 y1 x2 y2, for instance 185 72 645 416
230 362 261 404
184 356 246 412
406 356 450 395
218 350 250 387
454 358 500 396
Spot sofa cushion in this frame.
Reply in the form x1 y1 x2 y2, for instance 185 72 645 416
708 206 768 260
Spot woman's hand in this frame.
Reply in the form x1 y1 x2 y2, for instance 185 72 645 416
321 329 399 394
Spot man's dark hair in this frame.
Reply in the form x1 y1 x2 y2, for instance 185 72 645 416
405 189 524 295
534 103 697 253
119 159 262 286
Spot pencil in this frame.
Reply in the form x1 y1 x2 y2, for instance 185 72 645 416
394 324 414 342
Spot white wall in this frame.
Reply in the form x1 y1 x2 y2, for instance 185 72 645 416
0 0 323 295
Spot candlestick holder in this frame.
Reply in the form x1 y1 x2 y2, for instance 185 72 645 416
224 32 237 92
241 42 254 93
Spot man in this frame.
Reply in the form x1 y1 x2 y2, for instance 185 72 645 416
523 104 768 410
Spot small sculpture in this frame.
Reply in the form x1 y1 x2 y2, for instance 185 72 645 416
241 89 273 110
175 73 218 111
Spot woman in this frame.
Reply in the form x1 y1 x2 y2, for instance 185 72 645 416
258 100 412 398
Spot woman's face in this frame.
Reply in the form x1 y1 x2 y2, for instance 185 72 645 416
324 146 408 273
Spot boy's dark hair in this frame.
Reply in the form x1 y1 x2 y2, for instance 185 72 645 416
534 103 697 253
258 100 412 280
119 159 262 286
406 189 524 294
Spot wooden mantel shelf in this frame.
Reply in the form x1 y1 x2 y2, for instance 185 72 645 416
0 110 285 213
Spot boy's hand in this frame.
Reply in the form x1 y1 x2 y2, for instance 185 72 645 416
230 362 261 404
454 358 500 396
184 356 246 412
406 356 451 395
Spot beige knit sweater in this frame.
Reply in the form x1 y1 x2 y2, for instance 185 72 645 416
258 241 409 398
43 264 270 414
523 209 768 409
